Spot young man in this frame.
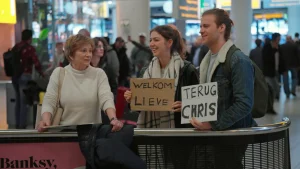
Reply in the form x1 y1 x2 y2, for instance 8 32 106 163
190 8 257 169
262 33 286 100
190 8 256 131
249 39 263 70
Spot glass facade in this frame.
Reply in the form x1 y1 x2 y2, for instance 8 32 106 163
27 0 112 61
24 0 295 62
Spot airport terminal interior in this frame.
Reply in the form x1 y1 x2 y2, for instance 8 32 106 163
0 0 300 168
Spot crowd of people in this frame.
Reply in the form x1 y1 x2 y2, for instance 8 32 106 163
7 7 299 169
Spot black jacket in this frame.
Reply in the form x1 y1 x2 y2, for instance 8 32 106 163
140 60 199 128
113 46 131 83
262 43 286 77
280 42 300 69
189 45 209 66
77 124 145 169
98 57 118 99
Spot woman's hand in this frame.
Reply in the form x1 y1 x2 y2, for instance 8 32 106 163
172 101 182 112
37 112 52 132
110 118 124 132
190 118 212 130
124 90 132 103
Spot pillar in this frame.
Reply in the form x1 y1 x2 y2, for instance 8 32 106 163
0 23 15 129
115 0 150 55
288 6 300 37
230 0 252 55
175 19 186 39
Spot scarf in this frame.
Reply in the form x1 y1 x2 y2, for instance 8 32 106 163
137 53 184 128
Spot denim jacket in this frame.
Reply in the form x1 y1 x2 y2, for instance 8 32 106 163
199 40 257 131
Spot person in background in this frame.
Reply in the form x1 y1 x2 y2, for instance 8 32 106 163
78 29 91 38
249 39 263 70
281 35 299 98
295 32 299 44
113 37 131 87
12 29 44 129
91 37 118 98
182 38 191 60
45 42 65 76
91 37 118 124
262 33 286 101
130 33 152 77
190 36 209 66
124 25 199 129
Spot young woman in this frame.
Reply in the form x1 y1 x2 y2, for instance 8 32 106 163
91 37 118 98
124 25 199 128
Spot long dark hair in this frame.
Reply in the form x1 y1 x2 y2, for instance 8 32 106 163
92 37 109 67
150 25 185 58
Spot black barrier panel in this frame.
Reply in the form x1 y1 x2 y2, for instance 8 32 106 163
132 136 289 169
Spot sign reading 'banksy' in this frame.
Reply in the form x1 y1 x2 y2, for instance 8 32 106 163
0 156 56 169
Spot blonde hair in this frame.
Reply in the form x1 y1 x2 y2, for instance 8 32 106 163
64 34 95 61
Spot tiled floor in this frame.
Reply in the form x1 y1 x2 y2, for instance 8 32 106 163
255 88 300 169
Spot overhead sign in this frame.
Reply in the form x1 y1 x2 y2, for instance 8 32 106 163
254 13 284 19
173 0 200 20
263 0 300 8
200 0 214 14
181 82 218 124
130 78 175 111
0 0 16 24
98 2 109 18
216 0 261 10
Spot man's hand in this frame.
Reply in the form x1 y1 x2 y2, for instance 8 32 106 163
190 118 212 130
172 101 182 112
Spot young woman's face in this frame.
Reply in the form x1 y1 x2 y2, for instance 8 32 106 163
149 31 172 58
94 41 104 57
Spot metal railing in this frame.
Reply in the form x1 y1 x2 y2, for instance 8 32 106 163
0 117 291 169
132 117 291 169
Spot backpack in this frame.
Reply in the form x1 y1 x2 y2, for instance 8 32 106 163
222 45 269 118
3 44 28 77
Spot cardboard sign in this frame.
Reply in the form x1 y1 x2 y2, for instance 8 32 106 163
181 82 218 124
130 78 175 111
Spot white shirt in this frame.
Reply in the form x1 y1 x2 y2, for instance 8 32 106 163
206 53 218 82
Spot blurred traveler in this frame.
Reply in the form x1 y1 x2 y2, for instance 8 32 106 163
281 35 299 97
12 29 44 129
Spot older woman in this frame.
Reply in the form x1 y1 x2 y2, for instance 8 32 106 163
37 34 122 131
37 34 146 169
124 25 199 128
91 37 118 124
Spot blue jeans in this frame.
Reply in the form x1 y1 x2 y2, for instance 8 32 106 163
12 74 31 129
283 68 298 96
